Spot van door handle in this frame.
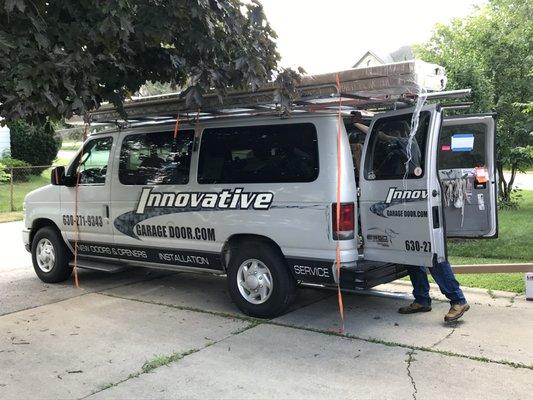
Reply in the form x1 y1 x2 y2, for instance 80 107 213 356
432 206 440 228
104 205 110 218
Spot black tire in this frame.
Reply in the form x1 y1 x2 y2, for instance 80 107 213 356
227 240 296 318
31 226 72 283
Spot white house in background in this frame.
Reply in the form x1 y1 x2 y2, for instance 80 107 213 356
353 46 415 68
0 120 10 157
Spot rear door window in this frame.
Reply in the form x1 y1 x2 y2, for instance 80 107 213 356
197 123 319 184
438 123 486 169
364 111 430 180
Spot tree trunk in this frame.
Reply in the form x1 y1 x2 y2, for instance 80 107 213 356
508 166 517 192
497 163 509 201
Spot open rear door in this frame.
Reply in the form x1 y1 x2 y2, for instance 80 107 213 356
359 105 446 267
439 114 498 238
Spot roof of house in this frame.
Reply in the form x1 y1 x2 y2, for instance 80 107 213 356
352 50 393 68
353 46 414 68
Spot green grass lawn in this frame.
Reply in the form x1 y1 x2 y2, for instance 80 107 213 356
439 272 526 294
0 158 70 213
434 190 533 294
0 172 50 212
448 190 533 264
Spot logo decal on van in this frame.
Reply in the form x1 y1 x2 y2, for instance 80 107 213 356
370 187 428 218
366 227 399 246
114 187 274 239
135 187 273 214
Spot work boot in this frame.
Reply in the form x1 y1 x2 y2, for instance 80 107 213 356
444 303 470 322
398 302 432 314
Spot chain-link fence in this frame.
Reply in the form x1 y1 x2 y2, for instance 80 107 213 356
0 165 53 213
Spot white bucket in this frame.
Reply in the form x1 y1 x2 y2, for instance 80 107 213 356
526 273 533 301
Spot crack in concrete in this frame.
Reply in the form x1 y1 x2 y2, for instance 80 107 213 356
430 322 458 348
83 320 258 399
98 292 533 371
405 349 418 400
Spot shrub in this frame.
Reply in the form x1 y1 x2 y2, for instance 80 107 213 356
9 120 61 174
0 162 10 183
0 157 31 182
499 188 523 210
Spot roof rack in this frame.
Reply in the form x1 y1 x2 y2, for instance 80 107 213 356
86 60 470 125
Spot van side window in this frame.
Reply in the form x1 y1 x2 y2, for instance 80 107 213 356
119 130 194 185
364 112 429 180
69 137 113 185
197 123 319 184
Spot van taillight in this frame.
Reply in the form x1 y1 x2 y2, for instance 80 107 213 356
332 202 355 240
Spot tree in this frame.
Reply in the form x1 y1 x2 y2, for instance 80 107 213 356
415 0 533 205
0 0 279 123
9 120 61 171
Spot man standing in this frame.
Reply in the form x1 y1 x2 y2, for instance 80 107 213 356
347 112 470 323
399 261 470 322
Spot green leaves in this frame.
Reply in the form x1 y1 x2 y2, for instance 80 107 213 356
0 0 280 122
416 0 533 202
8 119 61 170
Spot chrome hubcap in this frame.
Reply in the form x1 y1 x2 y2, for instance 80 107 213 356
237 258 273 304
36 238 55 273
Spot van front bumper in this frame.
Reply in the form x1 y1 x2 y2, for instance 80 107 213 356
22 228 31 252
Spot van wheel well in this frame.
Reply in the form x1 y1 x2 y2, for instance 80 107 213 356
30 219 60 245
222 234 285 271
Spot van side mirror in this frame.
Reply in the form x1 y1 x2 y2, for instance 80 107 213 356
51 166 76 186
51 166 65 185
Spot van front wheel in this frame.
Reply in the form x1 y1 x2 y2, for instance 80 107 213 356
31 226 72 283
227 242 296 318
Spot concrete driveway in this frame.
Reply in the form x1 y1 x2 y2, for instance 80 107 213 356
1 221 532 400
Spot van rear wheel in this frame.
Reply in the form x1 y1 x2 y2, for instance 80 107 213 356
31 226 72 283
227 241 296 318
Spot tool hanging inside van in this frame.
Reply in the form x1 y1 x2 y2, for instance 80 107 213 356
441 171 472 227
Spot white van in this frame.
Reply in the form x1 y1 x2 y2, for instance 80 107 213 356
22 106 497 317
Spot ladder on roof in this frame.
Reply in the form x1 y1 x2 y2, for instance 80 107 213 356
87 60 470 125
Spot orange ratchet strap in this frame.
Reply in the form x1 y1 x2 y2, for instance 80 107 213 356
335 73 345 333
72 122 89 288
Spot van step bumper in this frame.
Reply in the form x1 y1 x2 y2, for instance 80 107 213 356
339 262 409 290
69 258 129 273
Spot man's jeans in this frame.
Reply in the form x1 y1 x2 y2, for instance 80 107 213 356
407 261 466 306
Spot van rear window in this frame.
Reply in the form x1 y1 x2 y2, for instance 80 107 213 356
197 123 319 184
438 123 486 169
364 112 430 180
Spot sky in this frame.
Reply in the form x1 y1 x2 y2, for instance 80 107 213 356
259 0 486 74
